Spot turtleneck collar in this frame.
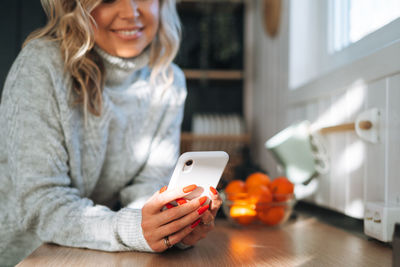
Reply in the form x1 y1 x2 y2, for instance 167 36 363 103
94 45 150 88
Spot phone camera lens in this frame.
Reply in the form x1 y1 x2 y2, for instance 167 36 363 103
185 160 193 166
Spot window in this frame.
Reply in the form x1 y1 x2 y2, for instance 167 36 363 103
330 0 400 52
289 0 400 90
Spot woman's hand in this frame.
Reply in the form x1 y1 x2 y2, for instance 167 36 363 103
141 185 209 252
180 186 222 246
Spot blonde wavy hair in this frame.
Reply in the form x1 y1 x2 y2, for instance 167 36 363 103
24 0 181 116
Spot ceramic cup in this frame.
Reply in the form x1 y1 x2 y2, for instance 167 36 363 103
265 120 329 184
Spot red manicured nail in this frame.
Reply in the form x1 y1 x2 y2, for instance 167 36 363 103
166 203 174 209
191 219 201 228
198 204 209 215
199 196 208 205
159 186 167 193
176 198 187 205
210 186 218 195
183 184 197 193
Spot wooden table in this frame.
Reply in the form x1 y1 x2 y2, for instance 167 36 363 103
17 216 392 267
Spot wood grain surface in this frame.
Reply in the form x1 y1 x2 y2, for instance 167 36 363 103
17 216 392 267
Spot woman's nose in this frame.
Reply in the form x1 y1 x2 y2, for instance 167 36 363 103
119 0 140 19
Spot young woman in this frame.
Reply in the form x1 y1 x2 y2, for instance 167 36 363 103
0 0 222 265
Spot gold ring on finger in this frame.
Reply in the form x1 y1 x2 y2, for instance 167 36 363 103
164 236 172 249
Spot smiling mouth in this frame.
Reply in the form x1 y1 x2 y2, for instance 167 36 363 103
113 29 140 36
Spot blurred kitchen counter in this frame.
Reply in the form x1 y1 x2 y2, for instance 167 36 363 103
17 213 392 267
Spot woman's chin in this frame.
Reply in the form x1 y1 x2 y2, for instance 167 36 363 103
112 47 143 59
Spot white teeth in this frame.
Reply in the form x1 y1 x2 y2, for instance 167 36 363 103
116 30 139 36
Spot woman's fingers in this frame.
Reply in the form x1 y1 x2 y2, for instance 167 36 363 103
156 196 208 226
157 201 209 236
142 186 222 251
180 223 211 246
151 219 201 252
200 210 214 225
209 186 222 217
144 200 208 252
145 184 198 214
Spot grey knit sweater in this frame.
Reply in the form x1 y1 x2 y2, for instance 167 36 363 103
0 38 187 266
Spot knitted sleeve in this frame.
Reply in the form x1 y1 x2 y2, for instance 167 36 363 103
2 39 152 252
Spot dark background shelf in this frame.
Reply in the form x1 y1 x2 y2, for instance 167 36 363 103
175 1 245 132
182 79 243 132
174 1 244 70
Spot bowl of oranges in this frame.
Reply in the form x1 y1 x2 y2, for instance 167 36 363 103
221 172 296 226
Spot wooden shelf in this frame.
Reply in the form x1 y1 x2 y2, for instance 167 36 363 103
183 69 244 80
180 132 250 142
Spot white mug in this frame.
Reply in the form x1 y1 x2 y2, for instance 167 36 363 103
265 121 329 184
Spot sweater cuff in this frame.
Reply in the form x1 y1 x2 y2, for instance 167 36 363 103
116 208 153 252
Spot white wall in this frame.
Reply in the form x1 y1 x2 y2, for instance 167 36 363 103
250 0 400 219
249 0 289 180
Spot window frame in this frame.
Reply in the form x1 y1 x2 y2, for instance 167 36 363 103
289 0 400 99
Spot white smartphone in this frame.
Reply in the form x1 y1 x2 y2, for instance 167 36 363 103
167 151 229 200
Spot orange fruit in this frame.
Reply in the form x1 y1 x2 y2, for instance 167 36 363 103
257 206 285 226
269 177 294 202
230 204 257 225
247 185 272 211
245 172 270 190
225 180 246 200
